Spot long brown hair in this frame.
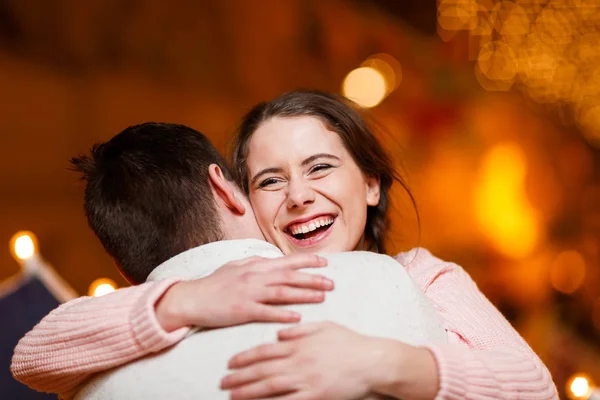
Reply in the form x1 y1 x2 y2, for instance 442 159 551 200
231 90 416 254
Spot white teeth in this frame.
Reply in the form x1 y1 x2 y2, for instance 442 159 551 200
289 217 334 237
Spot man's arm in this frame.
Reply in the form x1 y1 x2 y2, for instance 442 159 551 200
11 254 333 398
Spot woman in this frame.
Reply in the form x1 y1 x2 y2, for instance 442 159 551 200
220 90 557 399
12 90 557 399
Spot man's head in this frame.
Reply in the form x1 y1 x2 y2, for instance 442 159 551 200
71 122 263 284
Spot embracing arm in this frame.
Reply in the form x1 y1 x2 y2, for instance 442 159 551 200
219 250 557 400
10 278 190 398
11 253 332 399
384 249 558 400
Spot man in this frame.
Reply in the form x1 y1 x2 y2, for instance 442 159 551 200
12 123 446 399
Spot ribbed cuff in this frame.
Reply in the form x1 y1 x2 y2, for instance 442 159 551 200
422 344 470 400
129 277 191 353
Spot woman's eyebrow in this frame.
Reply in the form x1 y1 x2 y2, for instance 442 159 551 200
301 153 340 166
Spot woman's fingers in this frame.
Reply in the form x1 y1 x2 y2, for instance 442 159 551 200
228 342 293 369
221 358 286 388
248 304 301 324
277 322 325 341
233 254 334 293
250 253 327 273
260 286 325 305
265 270 333 291
227 375 300 400
258 391 313 400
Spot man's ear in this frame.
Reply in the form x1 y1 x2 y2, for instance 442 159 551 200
208 164 246 215
366 175 381 207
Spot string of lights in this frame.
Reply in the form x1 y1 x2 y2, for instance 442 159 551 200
8 231 115 299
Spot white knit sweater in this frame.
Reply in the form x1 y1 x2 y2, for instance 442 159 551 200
76 239 447 400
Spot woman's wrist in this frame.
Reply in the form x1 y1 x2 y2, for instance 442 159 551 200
154 282 193 332
367 338 440 400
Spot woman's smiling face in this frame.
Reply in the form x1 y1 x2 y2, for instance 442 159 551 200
246 116 380 255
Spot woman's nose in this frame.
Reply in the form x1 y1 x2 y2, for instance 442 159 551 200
286 180 315 209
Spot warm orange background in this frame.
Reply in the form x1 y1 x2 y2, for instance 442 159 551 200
1 1 599 397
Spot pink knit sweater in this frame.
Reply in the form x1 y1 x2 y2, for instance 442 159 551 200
11 248 558 399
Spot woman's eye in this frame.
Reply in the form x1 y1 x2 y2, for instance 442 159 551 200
258 178 280 188
310 164 333 174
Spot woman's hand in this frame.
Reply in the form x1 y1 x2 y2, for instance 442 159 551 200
221 321 440 400
221 321 389 400
155 254 334 332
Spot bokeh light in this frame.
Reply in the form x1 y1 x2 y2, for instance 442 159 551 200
474 143 538 258
549 250 586 294
438 0 600 146
566 374 593 399
10 231 38 261
342 66 387 108
88 278 117 297
437 0 481 31
477 40 518 86
499 3 529 36
361 53 402 92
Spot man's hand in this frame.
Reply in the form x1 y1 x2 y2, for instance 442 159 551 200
155 254 333 332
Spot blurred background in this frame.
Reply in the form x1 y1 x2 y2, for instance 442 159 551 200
1 0 599 398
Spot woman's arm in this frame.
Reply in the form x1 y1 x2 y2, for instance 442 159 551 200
11 253 332 399
220 249 557 400
10 278 189 399
392 248 558 400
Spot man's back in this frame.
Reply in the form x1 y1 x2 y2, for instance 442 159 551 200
76 250 447 400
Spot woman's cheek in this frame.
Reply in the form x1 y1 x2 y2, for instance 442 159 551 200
252 195 278 231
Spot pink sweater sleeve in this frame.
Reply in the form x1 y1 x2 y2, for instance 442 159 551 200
10 277 191 399
396 248 558 400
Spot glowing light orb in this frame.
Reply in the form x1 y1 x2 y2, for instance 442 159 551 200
89 278 117 297
10 231 38 261
342 67 387 108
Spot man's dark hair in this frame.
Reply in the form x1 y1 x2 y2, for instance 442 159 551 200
71 122 233 284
